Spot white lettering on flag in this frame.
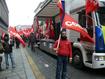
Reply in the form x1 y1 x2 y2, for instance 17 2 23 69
65 21 81 28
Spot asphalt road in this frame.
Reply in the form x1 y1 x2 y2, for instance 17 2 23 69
26 47 105 79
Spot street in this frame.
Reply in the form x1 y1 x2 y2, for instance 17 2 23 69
26 47 105 79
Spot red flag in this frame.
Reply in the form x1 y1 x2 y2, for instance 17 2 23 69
57 0 64 20
36 17 39 30
86 0 99 14
18 30 23 35
22 28 32 38
45 19 49 30
49 19 55 39
8 26 26 47
0 28 5 39
57 0 63 10
17 25 34 38
22 29 28 37
45 19 49 38
62 13 94 43
31 24 34 32
1 32 5 40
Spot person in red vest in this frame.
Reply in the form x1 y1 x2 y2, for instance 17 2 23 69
53 29 72 79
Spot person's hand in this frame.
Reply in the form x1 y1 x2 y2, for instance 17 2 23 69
69 58 72 63
53 48 58 53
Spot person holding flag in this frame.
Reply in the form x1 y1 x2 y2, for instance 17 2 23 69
53 1 72 79
53 29 72 79
53 0 95 78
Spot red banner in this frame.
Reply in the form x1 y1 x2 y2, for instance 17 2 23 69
25 28 33 37
8 26 26 47
62 13 94 43
86 0 99 14
17 25 34 38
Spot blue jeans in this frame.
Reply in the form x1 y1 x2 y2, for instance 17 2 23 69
4 53 15 68
56 55 68 79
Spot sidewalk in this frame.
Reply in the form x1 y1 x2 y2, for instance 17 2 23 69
0 47 36 79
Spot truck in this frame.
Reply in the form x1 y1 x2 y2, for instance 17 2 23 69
33 0 105 69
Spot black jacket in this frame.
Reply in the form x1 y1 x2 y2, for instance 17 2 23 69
2 42 13 53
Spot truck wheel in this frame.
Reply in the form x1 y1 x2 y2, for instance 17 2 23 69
72 50 84 68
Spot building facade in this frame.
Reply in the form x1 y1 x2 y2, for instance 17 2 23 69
0 0 9 34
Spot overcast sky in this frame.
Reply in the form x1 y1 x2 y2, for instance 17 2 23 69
5 0 44 26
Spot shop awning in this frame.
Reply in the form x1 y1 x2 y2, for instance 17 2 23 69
35 0 59 18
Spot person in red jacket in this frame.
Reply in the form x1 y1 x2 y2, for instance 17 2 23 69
53 29 72 79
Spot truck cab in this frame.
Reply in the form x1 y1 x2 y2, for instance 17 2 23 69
67 0 105 69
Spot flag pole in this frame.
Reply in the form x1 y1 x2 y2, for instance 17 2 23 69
56 28 62 51
56 0 65 52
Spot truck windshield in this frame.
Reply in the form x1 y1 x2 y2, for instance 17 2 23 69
98 7 105 26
